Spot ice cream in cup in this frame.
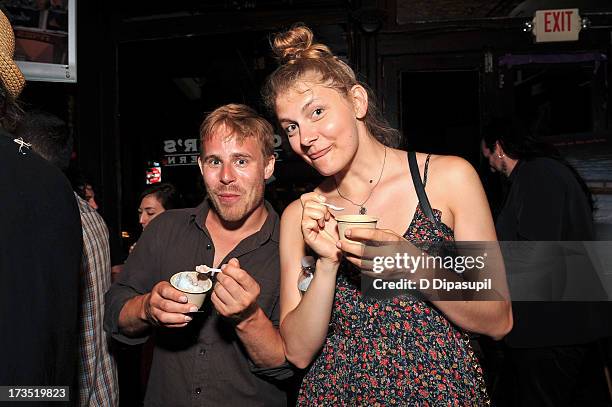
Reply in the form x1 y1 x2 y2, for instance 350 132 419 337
170 271 213 309
336 214 378 245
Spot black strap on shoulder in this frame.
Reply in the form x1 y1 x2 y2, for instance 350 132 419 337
408 151 439 227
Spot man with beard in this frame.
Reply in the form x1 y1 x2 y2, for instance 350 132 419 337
104 104 292 406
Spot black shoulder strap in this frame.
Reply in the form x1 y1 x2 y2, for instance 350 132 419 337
408 151 439 227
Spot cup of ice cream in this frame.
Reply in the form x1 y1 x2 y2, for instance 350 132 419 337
336 214 378 245
170 271 213 309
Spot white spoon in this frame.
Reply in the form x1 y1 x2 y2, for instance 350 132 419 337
195 265 222 280
320 202 344 211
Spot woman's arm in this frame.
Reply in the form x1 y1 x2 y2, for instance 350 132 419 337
431 156 513 339
279 195 341 368
338 157 513 340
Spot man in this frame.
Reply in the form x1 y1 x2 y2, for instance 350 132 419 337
104 104 292 406
0 10 82 404
481 117 611 406
16 110 119 406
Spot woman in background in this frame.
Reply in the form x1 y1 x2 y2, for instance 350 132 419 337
138 182 181 229
120 182 183 406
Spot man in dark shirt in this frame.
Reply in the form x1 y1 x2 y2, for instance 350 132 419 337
481 118 611 406
104 104 291 406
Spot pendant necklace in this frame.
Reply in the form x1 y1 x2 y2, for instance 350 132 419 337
334 146 387 215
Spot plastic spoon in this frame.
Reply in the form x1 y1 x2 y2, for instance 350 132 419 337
195 265 222 281
320 202 344 211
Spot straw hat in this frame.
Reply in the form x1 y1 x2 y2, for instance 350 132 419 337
0 10 25 99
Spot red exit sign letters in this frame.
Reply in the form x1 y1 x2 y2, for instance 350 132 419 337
533 9 582 43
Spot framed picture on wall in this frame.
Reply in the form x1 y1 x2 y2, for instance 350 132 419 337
1 0 76 83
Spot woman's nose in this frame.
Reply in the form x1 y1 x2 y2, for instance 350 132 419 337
300 125 318 147
139 213 148 227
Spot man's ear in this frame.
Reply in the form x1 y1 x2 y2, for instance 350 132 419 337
350 84 369 120
494 141 504 157
264 154 276 180
198 156 205 176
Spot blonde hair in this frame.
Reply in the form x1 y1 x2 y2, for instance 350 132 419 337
199 103 275 159
262 23 399 147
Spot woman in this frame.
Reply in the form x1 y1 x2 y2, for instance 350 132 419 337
130 182 181 254
263 24 512 405
121 182 182 405
138 182 181 229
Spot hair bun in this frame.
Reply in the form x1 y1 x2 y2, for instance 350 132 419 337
271 23 333 64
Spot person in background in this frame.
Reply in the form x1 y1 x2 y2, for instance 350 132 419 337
138 182 182 229
263 24 512 405
15 109 119 406
83 183 98 210
69 172 99 210
118 182 182 406
129 182 182 255
0 10 82 404
69 172 126 282
105 104 293 406
481 117 612 406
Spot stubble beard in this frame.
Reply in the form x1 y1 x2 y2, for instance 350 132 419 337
500 160 508 177
209 184 265 223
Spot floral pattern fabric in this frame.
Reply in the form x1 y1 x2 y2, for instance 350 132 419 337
297 205 488 406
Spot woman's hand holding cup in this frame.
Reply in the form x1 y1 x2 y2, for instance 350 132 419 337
337 227 409 273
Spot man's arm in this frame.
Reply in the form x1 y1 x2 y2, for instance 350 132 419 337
104 214 198 342
117 293 151 337
235 306 286 368
212 258 286 368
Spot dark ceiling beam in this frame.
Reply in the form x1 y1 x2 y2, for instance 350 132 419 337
486 0 524 17
118 7 351 43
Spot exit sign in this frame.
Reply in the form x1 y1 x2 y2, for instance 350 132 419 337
533 9 582 43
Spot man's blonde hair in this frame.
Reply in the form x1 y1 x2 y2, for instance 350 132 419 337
200 104 275 159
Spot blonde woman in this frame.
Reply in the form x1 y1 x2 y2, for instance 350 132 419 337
263 24 512 405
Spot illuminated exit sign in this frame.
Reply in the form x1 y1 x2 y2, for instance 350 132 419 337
533 9 582 43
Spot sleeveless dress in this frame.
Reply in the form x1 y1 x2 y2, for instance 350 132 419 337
297 158 489 406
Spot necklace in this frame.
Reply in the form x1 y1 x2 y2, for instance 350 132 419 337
334 146 387 215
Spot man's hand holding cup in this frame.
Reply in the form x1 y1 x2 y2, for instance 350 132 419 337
143 281 199 328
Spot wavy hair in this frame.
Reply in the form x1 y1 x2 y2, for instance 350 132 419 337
262 23 399 148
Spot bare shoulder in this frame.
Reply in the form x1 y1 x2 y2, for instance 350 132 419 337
423 154 485 217
427 154 479 184
281 198 303 227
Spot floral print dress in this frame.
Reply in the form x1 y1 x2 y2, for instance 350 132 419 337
297 205 489 406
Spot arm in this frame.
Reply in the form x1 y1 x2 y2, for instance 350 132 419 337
431 157 512 339
279 195 342 368
104 216 198 342
211 258 286 368
235 307 285 368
